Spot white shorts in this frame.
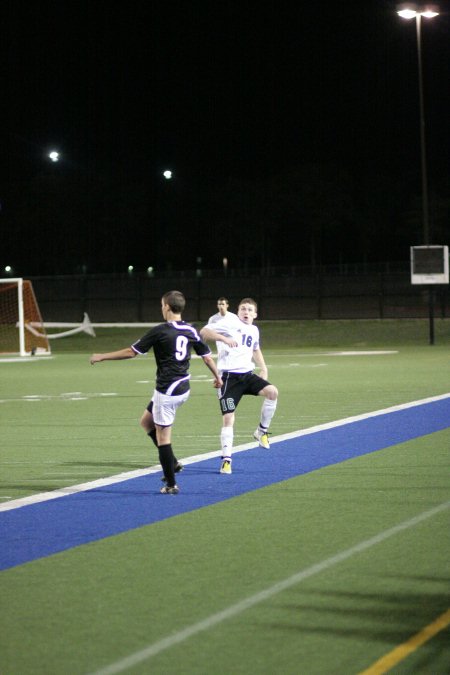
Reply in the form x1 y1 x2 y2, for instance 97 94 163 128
151 389 190 427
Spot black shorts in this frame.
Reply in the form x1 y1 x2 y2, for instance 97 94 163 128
219 371 270 415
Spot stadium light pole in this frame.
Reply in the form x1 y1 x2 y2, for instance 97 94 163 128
396 4 439 245
398 4 440 345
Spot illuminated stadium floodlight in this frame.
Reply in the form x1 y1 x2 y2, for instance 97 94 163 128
397 4 439 19
48 151 60 162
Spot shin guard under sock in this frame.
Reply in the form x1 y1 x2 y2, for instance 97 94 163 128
149 430 179 464
220 426 234 458
158 444 176 487
260 398 277 430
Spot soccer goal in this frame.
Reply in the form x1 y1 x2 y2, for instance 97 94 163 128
0 279 51 356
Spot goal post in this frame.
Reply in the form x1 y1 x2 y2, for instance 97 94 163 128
0 278 51 356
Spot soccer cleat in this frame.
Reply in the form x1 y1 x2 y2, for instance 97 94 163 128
253 428 270 449
160 484 179 494
220 459 232 474
161 461 184 483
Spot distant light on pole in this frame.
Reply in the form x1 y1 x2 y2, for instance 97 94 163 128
5 265 12 274
397 4 439 19
422 9 439 17
396 3 440 245
398 8 417 18
196 256 202 278
163 170 172 180
48 151 60 162
128 265 134 274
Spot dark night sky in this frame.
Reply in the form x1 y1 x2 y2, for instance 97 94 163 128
4 0 450 274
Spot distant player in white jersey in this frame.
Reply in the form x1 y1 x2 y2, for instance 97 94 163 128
90 290 222 493
207 297 238 359
200 297 278 475
208 297 236 324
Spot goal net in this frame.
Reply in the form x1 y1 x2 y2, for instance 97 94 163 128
0 279 51 356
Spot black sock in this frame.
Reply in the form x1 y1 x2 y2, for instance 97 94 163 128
149 431 178 463
158 444 176 487
147 429 158 447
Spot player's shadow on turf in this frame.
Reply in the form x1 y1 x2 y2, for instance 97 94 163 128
271 587 450 642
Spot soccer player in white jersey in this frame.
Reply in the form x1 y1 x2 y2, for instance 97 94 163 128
200 297 278 474
90 291 222 493
208 297 236 324
207 297 238 359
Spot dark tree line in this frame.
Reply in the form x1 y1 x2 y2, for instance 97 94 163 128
2 160 449 275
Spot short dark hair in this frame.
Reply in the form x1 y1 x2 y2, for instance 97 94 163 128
162 290 186 314
217 297 229 304
239 297 258 311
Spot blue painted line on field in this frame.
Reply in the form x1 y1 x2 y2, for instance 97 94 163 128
1 397 449 571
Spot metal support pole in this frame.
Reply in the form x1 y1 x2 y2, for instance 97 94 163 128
416 14 430 246
428 286 435 345
416 14 434 344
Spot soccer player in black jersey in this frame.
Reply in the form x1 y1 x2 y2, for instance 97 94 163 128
90 290 222 494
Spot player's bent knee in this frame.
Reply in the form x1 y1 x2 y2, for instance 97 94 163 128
262 385 278 400
223 412 235 427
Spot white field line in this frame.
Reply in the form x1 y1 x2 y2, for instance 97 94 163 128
0 350 395 364
253 350 399 357
0 357 53 363
192 350 398 361
1 392 449 514
88 500 450 675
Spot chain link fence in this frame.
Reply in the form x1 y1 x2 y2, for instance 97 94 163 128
30 262 449 323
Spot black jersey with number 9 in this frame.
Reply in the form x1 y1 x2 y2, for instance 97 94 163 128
131 321 211 395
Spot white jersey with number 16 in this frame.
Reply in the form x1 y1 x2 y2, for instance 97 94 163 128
206 314 260 373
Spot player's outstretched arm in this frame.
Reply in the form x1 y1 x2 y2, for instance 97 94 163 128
90 347 137 365
200 326 238 347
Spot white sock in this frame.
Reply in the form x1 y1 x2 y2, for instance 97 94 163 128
221 427 233 458
259 398 277 430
